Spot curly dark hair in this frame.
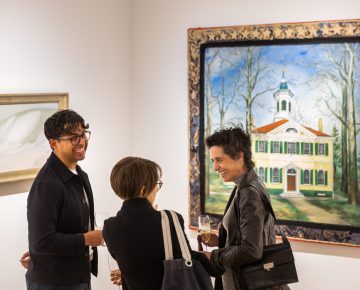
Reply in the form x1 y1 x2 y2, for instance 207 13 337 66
110 157 162 200
205 125 255 169
44 109 89 140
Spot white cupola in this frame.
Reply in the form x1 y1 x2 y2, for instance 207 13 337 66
273 71 294 122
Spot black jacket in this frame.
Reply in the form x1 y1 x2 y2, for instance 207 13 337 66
212 169 289 290
26 152 97 286
103 198 223 290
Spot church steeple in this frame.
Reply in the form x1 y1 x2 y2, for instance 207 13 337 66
279 71 288 90
274 71 294 122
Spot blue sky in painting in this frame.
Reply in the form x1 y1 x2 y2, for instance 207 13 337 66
204 42 360 137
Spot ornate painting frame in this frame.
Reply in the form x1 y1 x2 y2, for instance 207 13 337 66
0 93 68 185
188 19 360 246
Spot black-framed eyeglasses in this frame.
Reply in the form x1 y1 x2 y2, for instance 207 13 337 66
57 130 91 146
157 180 163 190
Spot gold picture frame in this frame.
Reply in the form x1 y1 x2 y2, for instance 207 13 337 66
0 93 68 185
188 19 360 246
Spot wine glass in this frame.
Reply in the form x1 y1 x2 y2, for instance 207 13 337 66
108 254 121 289
95 211 109 230
198 214 211 250
95 211 109 246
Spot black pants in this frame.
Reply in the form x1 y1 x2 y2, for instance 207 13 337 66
26 279 91 290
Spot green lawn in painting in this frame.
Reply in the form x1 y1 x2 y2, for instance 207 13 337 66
271 197 311 221
205 167 360 226
205 192 311 221
205 193 230 215
307 198 360 226
303 169 360 226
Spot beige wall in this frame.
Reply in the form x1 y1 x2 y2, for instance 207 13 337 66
0 1 131 289
1 1 360 290
129 0 360 289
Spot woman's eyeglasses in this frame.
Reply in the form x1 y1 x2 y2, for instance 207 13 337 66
157 180 163 190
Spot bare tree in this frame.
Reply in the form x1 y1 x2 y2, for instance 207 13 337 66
209 48 245 129
205 48 220 138
344 43 359 205
316 43 359 205
341 80 349 194
320 80 349 194
237 47 276 132
204 48 220 198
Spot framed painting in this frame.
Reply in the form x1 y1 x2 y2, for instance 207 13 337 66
188 19 360 246
0 93 68 184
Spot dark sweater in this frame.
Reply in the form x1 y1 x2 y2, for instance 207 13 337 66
103 198 223 290
26 152 97 286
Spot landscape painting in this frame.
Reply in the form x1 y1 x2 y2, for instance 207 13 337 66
188 20 360 245
0 94 68 184
203 42 360 228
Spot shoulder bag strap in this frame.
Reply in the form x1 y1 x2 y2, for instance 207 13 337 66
161 210 193 265
168 210 193 265
242 184 277 221
161 210 173 260
237 184 290 245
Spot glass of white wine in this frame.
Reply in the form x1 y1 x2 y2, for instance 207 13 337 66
95 211 109 247
95 211 109 230
108 254 121 289
198 214 211 250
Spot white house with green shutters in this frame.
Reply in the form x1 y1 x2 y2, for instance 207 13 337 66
251 73 334 198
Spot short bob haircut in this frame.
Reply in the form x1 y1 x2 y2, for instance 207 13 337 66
110 157 162 200
205 125 255 169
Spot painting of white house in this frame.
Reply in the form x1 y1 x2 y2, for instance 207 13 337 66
203 42 360 227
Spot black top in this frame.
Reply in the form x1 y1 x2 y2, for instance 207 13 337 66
26 152 98 286
103 198 223 290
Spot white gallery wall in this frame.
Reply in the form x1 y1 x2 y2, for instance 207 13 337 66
0 1 131 290
129 0 360 289
1 0 360 290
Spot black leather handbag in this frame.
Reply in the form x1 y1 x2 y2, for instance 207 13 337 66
160 210 214 290
239 184 298 289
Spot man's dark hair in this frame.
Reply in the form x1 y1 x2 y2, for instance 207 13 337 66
110 157 162 200
205 125 255 169
44 109 89 140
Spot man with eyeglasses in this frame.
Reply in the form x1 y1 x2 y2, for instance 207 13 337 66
21 109 103 290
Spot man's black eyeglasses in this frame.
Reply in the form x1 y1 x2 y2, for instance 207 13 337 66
58 131 91 146
157 180 163 190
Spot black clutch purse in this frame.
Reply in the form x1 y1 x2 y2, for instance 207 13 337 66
238 184 299 290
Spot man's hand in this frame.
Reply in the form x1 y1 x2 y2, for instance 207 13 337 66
20 251 30 269
84 230 103 246
110 269 122 286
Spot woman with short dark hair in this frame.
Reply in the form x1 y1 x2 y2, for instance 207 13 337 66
110 156 162 201
103 157 223 290
202 126 290 290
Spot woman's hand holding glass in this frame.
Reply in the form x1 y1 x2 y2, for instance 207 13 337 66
204 232 219 247
108 254 122 288
198 214 211 250
110 269 122 286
